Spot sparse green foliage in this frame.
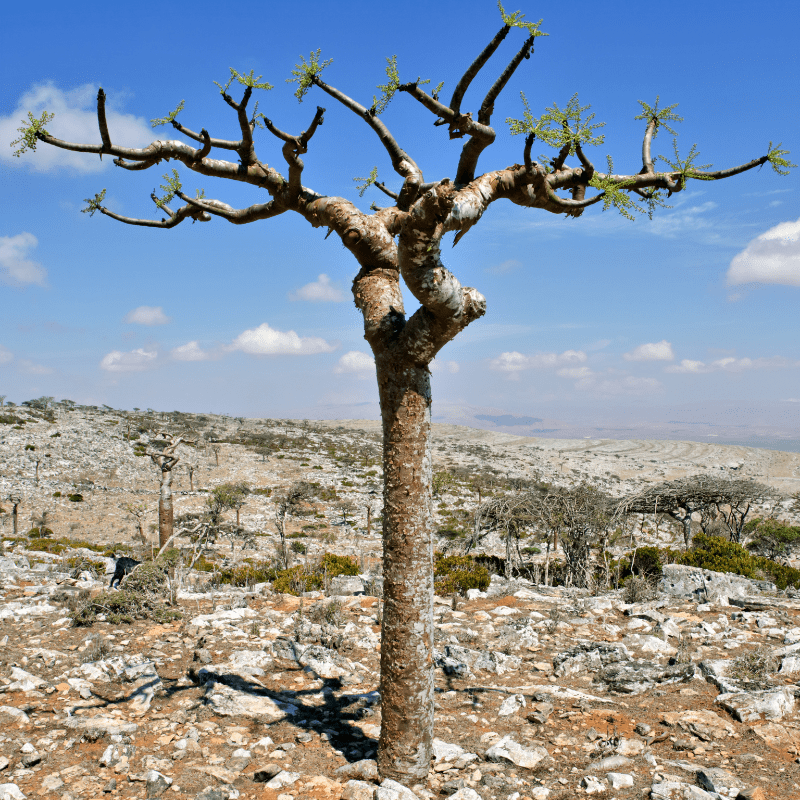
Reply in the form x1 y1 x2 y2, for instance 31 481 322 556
589 156 639 221
154 169 181 209
658 138 713 187
507 93 604 155
432 81 445 101
434 554 490 596
354 166 379 197
497 2 548 37
81 189 107 216
150 100 185 128
10 110 55 157
633 96 683 138
745 518 800 562
372 55 403 115
766 142 796 176
214 68 273 96
287 49 333 102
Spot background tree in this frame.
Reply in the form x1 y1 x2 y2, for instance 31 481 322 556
618 475 775 549
744 518 800 562
275 482 315 568
7 493 21 537
142 432 194 548
11 3 794 782
122 502 150 543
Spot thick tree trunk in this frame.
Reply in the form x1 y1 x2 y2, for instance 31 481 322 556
377 356 435 784
159 468 173 549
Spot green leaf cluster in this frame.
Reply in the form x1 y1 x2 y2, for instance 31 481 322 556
434 554 490 596
81 189 107 217
497 2 548 37
151 100 185 129
215 68 273 96
507 92 605 156
287 49 333 102
588 156 671 221
372 55 406 115
353 166 378 197
766 141 796 176
154 168 181 209
10 110 55 157
633 96 682 138
658 138 713 188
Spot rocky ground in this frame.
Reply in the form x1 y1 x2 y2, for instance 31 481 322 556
0 405 799 800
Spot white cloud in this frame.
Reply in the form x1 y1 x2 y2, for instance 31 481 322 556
18 359 52 375
486 259 522 275
289 274 346 302
335 351 375 376
490 349 587 373
0 83 153 173
623 340 675 362
645 199 718 238
0 345 13 363
229 322 336 356
171 341 211 361
727 217 800 286
124 305 171 325
557 366 592 379
0 233 47 287
431 359 459 374
666 355 798 374
100 348 157 372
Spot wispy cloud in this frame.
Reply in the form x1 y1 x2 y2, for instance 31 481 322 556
334 351 374 377
486 259 522 275
289 274 346 302
18 359 53 375
100 348 158 372
0 232 47 287
0 345 13 364
229 322 336 356
623 340 675 362
171 341 212 361
574 375 662 395
431 359 459 374
490 349 587 373
666 355 799 374
727 217 800 286
124 306 171 325
0 83 152 173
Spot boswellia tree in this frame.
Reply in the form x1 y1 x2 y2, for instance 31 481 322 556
10 3 793 783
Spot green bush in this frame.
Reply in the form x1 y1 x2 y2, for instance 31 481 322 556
680 534 757 578
271 552 360 595
27 536 63 552
52 491 62 498
68 494 83 502
745 519 800 561
27 527 54 540
215 563 277 586
434 554 490 596
71 589 180 626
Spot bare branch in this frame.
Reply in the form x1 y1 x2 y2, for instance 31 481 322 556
311 75 421 185
96 88 111 157
478 35 534 125
450 26 511 115
169 119 241 151
375 181 399 201
98 202 206 228
685 155 771 181
176 191 287 225
194 129 212 161
114 157 159 171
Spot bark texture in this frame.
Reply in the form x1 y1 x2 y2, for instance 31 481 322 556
158 469 174 549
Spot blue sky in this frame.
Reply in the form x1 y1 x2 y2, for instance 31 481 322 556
1 0 798 447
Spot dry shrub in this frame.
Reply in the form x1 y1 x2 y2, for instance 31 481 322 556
730 645 778 685
622 574 659 604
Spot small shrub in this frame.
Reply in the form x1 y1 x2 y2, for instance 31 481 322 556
215 563 277 586
68 494 84 502
66 556 106 579
308 598 344 627
121 562 168 594
320 552 359 576
730 645 778 685
434 554 490 596
679 534 756 578
273 565 323 595
27 527 55 540
24 444 35 451
27 536 63 552
81 635 113 663
622 574 659 604
52 491 62 498
71 589 180 626
291 541 307 554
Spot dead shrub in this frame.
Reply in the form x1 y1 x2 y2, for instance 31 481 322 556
622 574 659 604
730 645 778 685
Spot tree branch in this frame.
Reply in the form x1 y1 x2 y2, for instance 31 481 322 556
478 35 534 125
96 88 112 157
641 119 656 174
375 181 399 201
169 119 241 151
98 201 206 228
311 76 421 187
686 155 770 181
220 86 257 165
176 191 287 225
450 26 511 115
